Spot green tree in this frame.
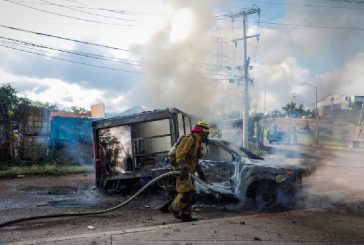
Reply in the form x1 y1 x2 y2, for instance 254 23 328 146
282 102 310 118
0 83 31 119
296 104 309 117
70 106 90 114
32 101 60 111
282 102 297 116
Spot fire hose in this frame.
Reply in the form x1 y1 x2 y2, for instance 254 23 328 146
0 171 221 229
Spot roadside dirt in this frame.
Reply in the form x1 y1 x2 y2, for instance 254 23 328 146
0 173 246 243
266 117 364 142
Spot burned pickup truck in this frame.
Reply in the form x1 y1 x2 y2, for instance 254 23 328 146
92 108 304 210
197 139 304 209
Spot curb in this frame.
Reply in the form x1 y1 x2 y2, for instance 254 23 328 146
7 210 317 244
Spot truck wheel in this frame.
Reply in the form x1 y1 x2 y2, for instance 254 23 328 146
255 181 278 211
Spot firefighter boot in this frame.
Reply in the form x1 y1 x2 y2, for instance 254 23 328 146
180 213 198 222
168 205 181 220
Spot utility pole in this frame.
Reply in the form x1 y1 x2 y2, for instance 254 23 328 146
355 98 364 143
264 91 267 114
315 85 319 144
303 82 319 145
230 6 260 148
291 93 298 144
211 36 228 75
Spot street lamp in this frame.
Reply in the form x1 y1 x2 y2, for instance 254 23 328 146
292 93 298 144
303 82 319 145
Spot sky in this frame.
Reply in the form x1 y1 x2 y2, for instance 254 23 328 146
1 0 364 119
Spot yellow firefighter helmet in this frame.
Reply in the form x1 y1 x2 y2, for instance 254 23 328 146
196 120 209 132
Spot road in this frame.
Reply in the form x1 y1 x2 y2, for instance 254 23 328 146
0 145 364 244
269 144 364 209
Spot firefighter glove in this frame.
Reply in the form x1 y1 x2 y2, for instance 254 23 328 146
179 167 189 181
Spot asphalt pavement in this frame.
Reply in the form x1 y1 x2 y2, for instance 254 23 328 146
8 209 364 245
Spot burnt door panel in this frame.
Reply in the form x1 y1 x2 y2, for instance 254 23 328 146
98 126 132 174
199 143 235 188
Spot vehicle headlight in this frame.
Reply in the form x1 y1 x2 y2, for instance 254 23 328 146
275 174 287 183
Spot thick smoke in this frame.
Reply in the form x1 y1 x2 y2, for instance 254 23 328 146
247 1 364 211
296 147 364 212
129 0 225 118
221 1 364 111
285 2 364 211
319 53 364 97
126 0 364 213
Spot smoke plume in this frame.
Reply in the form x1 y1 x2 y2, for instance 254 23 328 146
129 0 225 118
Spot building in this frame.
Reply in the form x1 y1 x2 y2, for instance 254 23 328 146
49 116 95 165
50 111 91 118
350 96 364 111
317 94 363 118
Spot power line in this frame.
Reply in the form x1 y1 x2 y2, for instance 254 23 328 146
3 0 133 27
0 36 222 78
217 17 364 31
251 20 364 31
17 0 173 17
0 24 226 69
260 1 275 11
0 42 141 73
326 0 364 4
0 26 227 78
40 0 136 22
0 24 136 53
63 0 84 4
0 35 142 66
96 8 173 17
249 0 364 11
0 38 76 58
250 7 320 61
0 39 227 83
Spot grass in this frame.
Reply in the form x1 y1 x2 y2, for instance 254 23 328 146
254 133 357 152
0 164 94 179
331 112 362 125
297 134 350 148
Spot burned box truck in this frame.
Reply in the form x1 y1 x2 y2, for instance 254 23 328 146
92 108 193 192
92 108 304 210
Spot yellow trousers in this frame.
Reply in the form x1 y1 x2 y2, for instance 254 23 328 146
170 176 196 216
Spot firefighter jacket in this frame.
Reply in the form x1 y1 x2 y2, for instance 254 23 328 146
175 133 202 193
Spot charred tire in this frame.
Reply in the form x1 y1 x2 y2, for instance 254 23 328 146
254 180 278 211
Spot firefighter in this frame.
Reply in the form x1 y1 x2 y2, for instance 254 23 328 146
169 121 209 222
